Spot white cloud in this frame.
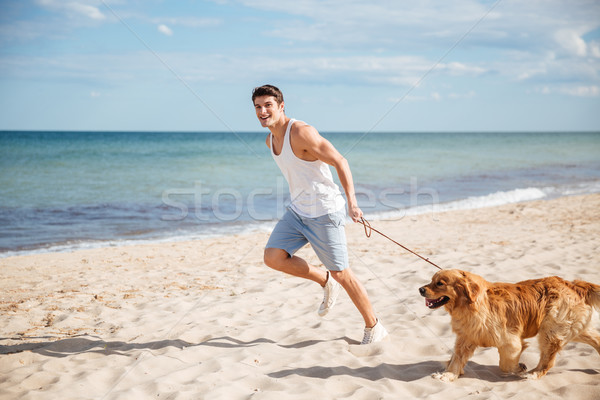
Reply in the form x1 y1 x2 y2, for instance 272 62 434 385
234 0 600 87
0 49 490 91
68 3 106 21
236 0 599 54
562 85 600 97
391 90 475 103
391 94 427 102
442 62 486 76
251 0 496 49
7 0 600 106
538 85 600 97
554 29 587 57
158 24 173 36
448 90 476 99
37 0 106 21
155 17 221 28
590 41 600 58
90 91 101 98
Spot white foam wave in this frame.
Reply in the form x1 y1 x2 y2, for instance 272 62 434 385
437 187 548 212
0 221 278 259
367 187 548 221
559 180 600 196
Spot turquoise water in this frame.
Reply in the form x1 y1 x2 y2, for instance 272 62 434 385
1 131 599 255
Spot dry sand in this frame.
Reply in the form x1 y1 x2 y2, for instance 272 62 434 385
1 194 599 399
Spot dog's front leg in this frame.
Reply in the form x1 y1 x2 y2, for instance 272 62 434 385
498 337 527 375
433 337 476 382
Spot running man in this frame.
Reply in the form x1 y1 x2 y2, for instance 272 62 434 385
252 84 387 344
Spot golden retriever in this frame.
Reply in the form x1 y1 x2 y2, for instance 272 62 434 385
419 269 600 381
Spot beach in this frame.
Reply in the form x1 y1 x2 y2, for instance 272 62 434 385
1 193 599 399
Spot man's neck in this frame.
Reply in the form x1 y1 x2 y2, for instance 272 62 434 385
269 116 291 139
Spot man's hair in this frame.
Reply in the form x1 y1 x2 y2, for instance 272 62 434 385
252 84 284 105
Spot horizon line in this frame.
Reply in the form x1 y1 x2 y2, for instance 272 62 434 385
2 129 599 134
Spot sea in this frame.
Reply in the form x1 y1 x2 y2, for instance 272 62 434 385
1 131 599 257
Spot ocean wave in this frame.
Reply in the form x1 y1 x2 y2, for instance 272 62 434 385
366 180 600 221
2 181 599 258
425 187 547 212
0 221 277 259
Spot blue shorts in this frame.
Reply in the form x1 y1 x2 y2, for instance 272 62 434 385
266 208 349 271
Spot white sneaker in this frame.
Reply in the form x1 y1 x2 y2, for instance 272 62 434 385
318 272 341 316
361 320 388 344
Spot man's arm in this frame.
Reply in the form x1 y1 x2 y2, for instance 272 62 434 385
295 125 363 222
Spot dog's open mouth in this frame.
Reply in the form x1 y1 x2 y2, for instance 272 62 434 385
425 296 449 309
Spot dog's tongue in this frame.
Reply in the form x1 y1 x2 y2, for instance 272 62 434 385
425 298 434 307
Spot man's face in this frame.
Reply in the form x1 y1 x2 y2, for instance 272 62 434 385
254 95 284 128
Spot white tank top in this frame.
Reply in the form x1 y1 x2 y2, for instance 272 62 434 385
270 119 345 218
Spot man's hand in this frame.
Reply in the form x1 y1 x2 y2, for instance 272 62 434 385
348 205 363 223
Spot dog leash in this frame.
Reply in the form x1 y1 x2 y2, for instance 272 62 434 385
358 217 443 270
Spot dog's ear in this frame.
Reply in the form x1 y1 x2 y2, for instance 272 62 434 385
456 272 481 304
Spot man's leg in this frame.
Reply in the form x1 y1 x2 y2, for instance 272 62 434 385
301 211 378 327
330 268 377 328
264 209 329 285
264 248 328 286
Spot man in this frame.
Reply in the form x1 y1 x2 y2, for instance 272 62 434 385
252 84 387 344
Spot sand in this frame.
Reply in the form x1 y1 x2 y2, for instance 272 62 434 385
1 194 599 400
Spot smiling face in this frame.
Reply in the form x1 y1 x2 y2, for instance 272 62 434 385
254 95 285 128
419 269 482 312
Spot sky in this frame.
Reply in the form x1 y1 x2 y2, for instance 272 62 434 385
0 0 599 132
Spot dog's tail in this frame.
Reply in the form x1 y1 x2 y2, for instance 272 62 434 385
574 280 600 311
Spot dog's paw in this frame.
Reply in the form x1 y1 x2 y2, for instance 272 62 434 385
514 364 530 379
432 371 458 382
501 362 528 376
523 371 542 380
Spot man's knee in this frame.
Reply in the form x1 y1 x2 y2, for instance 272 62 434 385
264 248 288 269
329 268 353 285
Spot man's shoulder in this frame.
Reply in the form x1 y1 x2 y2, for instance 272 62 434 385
291 120 319 141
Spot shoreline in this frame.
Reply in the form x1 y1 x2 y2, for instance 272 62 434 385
3 183 599 259
1 193 599 399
